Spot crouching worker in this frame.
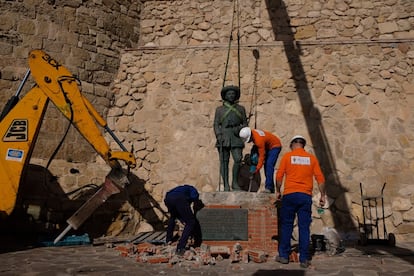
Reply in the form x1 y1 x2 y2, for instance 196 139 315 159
164 184 204 255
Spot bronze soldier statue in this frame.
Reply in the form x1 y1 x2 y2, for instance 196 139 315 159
213 85 248 191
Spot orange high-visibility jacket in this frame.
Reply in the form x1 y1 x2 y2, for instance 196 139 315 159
275 148 325 196
251 129 282 172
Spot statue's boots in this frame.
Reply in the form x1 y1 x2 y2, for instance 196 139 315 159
223 178 230 191
231 162 241 191
221 164 230 191
223 182 230 191
232 182 241 191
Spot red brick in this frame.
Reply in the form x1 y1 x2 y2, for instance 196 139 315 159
289 251 299 263
135 242 153 253
200 204 280 256
120 251 128 257
146 255 170 264
115 245 132 255
248 250 267 263
136 255 170 264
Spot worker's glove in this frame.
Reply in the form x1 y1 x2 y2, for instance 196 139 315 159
274 198 282 208
249 165 259 174
193 199 205 213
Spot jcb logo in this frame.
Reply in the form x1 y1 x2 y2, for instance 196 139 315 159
3 119 28 142
41 53 61 71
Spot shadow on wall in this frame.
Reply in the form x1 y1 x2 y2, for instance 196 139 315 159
264 0 414 265
264 0 356 233
0 164 167 252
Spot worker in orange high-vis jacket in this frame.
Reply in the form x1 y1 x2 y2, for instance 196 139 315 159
239 127 282 193
275 135 326 269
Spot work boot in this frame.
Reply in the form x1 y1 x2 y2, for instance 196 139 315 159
300 260 311 268
275 256 289 264
176 248 185 256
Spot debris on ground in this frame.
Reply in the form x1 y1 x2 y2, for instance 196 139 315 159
106 231 345 267
112 241 274 266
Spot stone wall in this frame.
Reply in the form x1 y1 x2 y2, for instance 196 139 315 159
0 0 141 162
1 0 414 241
109 0 414 240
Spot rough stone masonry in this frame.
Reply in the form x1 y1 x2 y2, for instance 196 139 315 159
0 0 414 242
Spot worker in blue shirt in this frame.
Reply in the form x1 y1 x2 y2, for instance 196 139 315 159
164 184 204 255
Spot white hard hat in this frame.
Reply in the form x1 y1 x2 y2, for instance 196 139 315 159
290 135 306 146
239 127 251 143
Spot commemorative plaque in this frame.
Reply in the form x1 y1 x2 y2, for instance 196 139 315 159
196 208 248 241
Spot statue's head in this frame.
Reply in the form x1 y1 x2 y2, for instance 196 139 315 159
221 85 240 103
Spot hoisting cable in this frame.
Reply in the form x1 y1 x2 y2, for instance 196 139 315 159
218 0 242 191
222 0 241 88
218 0 241 191
248 49 260 128
236 0 241 88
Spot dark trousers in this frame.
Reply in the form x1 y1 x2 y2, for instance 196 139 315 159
264 146 281 192
164 193 202 251
278 192 312 262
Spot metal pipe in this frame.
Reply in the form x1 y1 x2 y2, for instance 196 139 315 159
105 126 128 152
15 69 31 96
54 225 72 244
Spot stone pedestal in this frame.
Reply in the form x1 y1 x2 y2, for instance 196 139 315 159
198 192 278 256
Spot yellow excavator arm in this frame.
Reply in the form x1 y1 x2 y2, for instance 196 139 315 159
0 86 48 216
0 50 136 221
28 50 136 170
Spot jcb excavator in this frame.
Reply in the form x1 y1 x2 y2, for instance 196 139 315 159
0 50 136 243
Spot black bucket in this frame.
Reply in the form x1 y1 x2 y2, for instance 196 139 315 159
311 234 326 252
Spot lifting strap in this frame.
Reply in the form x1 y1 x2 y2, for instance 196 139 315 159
220 101 243 124
222 0 241 89
221 1 258 129
218 0 241 191
248 49 260 128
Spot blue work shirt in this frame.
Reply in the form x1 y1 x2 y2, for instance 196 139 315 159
166 184 199 203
